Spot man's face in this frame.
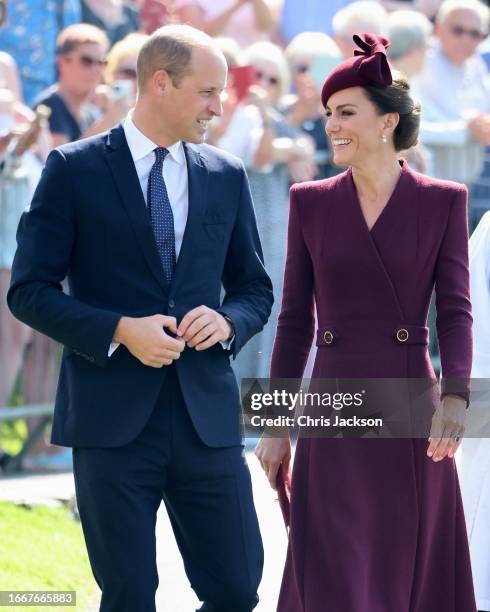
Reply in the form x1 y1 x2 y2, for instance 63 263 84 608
58 42 107 96
436 9 487 65
156 46 227 144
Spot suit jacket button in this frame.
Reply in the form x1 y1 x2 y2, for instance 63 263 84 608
324 330 334 345
396 328 409 343
168 299 175 309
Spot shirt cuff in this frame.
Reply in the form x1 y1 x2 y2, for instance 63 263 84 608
220 334 235 350
108 342 120 357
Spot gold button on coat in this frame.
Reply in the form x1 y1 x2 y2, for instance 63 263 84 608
396 328 409 342
324 330 334 344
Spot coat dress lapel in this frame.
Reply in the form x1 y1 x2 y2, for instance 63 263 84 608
346 160 413 321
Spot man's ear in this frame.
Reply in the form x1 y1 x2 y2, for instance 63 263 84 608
152 69 171 95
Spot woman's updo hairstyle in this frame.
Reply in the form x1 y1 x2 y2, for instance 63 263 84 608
363 70 421 151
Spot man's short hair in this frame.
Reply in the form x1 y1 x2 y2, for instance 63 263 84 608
136 24 219 91
56 23 109 56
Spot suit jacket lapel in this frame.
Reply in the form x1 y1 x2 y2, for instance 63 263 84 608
170 143 208 293
104 124 169 294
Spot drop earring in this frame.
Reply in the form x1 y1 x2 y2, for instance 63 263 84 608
381 134 388 143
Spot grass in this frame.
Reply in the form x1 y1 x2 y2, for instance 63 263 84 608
0 502 99 611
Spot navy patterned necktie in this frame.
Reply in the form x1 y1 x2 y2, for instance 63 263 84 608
147 147 176 283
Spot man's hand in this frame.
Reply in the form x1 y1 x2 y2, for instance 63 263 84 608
177 306 232 351
113 314 185 368
468 113 490 146
427 394 467 462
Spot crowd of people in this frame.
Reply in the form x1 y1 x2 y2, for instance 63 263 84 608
0 2 487 437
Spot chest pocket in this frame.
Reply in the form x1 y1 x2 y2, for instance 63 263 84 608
202 210 234 243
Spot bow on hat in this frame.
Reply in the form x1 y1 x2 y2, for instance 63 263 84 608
352 33 392 86
321 32 393 108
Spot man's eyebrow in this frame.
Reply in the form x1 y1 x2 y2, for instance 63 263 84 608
326 103 359 110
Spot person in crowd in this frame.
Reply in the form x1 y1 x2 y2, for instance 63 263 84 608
415 0 445 21
256 33 476 612
387 9 433 78
139 0 178 34
471 30 490 235
90 32 148 116
0 0 82 106
34 24 127 149
457 211 490 612
332 1 389 58
205 37 268 170
283 31 342 179
0 51 22 104
8 24 272 610
172 0 278 48
387 9 434 173
105 32 148 86
227 40 315 383
412 0 490 228
81 0 139 45
0 87 50 411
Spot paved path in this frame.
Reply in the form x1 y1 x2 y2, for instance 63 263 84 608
0 450 287 611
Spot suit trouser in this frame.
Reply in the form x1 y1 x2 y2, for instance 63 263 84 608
73 366 263 612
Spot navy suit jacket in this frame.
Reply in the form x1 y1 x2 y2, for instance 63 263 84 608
8 124 273 448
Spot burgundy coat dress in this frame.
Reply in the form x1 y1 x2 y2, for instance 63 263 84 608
271 160 476 612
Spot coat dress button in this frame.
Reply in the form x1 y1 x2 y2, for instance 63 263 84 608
396 328 409 343
324 330 334 345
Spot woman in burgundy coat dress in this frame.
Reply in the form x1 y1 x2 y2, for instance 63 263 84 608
256 34 476 612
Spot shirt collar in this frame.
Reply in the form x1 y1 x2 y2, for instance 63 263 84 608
123 113 185 165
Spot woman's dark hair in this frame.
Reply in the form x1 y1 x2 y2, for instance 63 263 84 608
363 72 421 152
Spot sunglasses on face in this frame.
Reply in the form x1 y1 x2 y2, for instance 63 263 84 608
295 64 310 74
67 54 107 68
116 67 137 79
449 25 486 40
255 70 279 86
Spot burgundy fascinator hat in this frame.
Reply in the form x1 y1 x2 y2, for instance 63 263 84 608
321 33 392 108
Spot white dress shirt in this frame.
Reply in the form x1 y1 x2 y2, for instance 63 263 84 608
124 113 189 258
109 114 233 355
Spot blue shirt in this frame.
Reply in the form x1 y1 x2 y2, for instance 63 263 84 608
0 0 81 105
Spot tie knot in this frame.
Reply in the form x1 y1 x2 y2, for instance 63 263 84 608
154 147 169 163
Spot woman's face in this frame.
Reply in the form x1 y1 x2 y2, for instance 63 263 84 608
325 86 395 167
252 59 282 105
114 52 138 83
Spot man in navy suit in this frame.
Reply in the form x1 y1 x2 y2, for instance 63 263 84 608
8 24 273 612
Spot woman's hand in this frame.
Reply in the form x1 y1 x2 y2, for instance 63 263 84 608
255 435 291 490
427 394 467 461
